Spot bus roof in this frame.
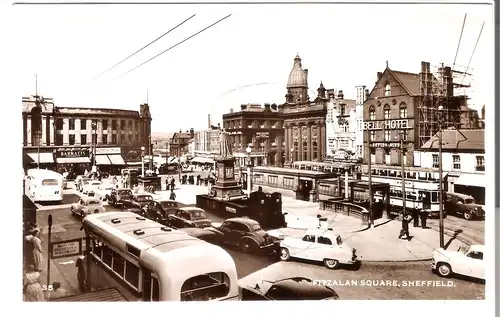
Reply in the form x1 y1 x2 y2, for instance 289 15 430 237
83 212 237 282
27 169 63 179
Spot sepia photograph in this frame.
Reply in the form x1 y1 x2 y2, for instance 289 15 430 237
7 0 496 312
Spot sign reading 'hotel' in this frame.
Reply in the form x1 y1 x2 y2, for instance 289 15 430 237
363 119 410 131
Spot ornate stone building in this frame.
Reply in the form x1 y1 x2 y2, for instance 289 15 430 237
281 54 328 166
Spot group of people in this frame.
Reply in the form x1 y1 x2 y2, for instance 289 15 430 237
398 209 430 240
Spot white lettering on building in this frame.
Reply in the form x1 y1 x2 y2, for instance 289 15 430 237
364 119 409 131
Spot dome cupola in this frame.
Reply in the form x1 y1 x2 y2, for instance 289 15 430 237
287 54 308 88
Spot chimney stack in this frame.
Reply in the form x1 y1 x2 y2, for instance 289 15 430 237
241 104 247 110
229 108 233 113
264 103 271 111
208 114 211 129
337 90 344 99
189 128 194 138
270 103 277 111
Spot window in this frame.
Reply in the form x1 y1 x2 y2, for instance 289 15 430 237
467 251 483 260
339 104 346 116
369 106 375 120
55 134 63 145
121 120 126 129
384 105 391 119
268 175 278 187
400 130 408 141
121 133 126 144
370 130 376 141
112 253 125 277
69 134 75 145
452 155 461 170
385 148 391 164
384 130 391 141
399 103 407 118
112 120 117 130
42 179 58 186
384 83 391 96
102 120 108 130
102 136 108 145
432 154 439 168
283 177 294 189
302 235 315 242
476 156 485 171
181 272 230 301
102 245 113 267
128 120 133 129
431 192 438 203
81 134 87 145
266 286 299 300
92 238 103 258
79 119 86 130
56 119 64 130
125 262 139 288
111 134 117 144
318 236 332 245
69 119 75 130
128 134 133 144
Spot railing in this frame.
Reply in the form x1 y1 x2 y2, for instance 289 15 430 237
320 199 369 225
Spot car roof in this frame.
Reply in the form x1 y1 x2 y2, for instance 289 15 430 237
226 217 259 225
305 228 339 237
82 197 101 203
117 188 132 192
135 194 153 198
446 192 474 199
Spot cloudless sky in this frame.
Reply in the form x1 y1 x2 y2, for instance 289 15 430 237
10 1 494 132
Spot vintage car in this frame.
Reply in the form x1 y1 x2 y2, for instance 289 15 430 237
70 197 106 218
165 207 212 229
107 188 134 206
276 228 358 269
146 199 185 221
431 244 485 280
83 180 101 196
76 177 91 192
444 192 484 220
178 227 223 244
96 183 115 201
240 277 340 300
211 217 275 254
122 193 154 209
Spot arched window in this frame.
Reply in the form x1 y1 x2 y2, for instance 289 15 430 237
383 104 391 119
384 83 391 96
369 106 376 120
399 103 407 118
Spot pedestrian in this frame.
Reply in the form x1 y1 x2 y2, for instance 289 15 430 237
76 256 86 293
24 230 35 267
171 177 176 190
398 214 412 240
420 210 429 229
23 265 45 302
31 228 43 272
169 189 176 201
412 209 420 227
196 174 201 186
46 281 69 301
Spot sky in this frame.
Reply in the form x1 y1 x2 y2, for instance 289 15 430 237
8 1 494 133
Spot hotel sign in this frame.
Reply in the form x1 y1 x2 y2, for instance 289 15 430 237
55 148 90 158
363 119 409 131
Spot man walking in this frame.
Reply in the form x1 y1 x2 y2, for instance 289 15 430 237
398 214 412 240
169 189 176 201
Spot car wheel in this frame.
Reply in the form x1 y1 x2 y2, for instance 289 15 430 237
279 247 291 261
324 258 340 270
436 263 452 277
464 212 472 221
239 240 254 253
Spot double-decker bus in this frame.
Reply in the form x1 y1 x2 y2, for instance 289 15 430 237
81 211 239 301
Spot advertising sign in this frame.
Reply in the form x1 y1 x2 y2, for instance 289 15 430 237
95 147 121 155
55 148 90 158
363 119 410 131
49 238 83 259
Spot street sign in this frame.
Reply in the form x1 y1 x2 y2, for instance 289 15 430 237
49 238 83 259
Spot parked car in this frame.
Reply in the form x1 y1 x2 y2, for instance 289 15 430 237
431 244 485 280
122 193 154 209
83 180 102 196
108 188 134 206
146 199 185 222
71 197 106 218
444 192 484 220
165 207 212 229
275 228 357 269
76 177 91 192
240 277 340 300
96 183 115 201
179 227 223 244
211 217 275 254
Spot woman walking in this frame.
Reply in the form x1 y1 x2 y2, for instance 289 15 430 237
23 265 45 302
31 229 43 272
76 256 87 293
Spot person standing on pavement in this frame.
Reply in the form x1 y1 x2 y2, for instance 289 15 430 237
31 228 43 272
398 214 412 240
412 209 420 227
23 265 46 302
170 177 176 190
169 189 176 201
420 210 429 229
76 256 86 293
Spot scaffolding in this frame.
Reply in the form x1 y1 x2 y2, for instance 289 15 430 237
417 61 473 148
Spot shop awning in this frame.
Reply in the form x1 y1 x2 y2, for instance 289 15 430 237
108 154 126 165
191 156 215 164
95 155 112 165
56 157 91 164
27 152 54 164
454 173 485 188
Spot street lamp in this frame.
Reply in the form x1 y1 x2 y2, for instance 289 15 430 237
91 121 97 175
246 145 253 193
140 146 145 177
437 105 445 248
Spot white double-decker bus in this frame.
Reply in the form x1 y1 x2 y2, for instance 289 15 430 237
26 169 64 203
82 211 239 301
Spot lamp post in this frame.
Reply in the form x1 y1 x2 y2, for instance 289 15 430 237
367 138 374 228
438 105 445 248
91 121 97 174
140 146 145 177
246 145 253 193
399 131 407 219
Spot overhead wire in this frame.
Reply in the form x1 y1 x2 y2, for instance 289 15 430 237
114 14 232 80
92 14 196 80
461 21 485 86
452 13 467 71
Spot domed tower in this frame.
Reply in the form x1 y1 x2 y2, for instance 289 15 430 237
285 54 309 104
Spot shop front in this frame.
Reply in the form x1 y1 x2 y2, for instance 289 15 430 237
94 147 127 175
24 150 56 171
54 147 91 176
453 172 485 204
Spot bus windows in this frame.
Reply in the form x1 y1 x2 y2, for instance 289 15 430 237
102 245 113 267
152 277 160 301
125 262 139 289
180 272 230 301
112 253 125 278
42 179 59 186
92 238 103 258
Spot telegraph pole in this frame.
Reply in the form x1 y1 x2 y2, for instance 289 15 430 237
438 106 445 248
400 132 407 218
367 138 374 227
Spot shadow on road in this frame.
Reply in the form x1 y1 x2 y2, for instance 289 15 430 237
444 229 464 250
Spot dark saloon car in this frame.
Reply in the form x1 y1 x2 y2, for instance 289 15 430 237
240 277 340 301
108 188 133 207
211 218 275 254
178 227 223 244
166 207 212 229
146 199 185 221
122 193 154 209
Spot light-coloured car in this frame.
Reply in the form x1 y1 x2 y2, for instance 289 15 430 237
83 181 101 196
431 244 485 280
95 183 114 201
276 228 358 269
71 197 106 218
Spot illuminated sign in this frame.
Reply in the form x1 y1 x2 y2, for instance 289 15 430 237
363 119 409 131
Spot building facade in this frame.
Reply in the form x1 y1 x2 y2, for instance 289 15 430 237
281 55 328 166
22 95 152 174
325 89 356 157
169 129 194 157
414 129 485 204
355 85 369 158
193 125 221 158
223 103 284 167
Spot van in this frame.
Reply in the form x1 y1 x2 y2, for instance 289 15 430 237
444 192 484 221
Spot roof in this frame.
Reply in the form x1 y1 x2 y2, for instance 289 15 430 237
226 217 259 225
287 54 308 88
420 129 484 151
390 70 420 96
250 166 336 178
180 207 205 212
